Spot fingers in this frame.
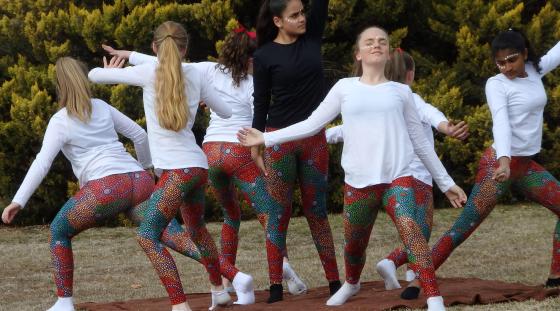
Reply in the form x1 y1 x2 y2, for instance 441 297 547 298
102 44 115 54
103 56 108 68
255 155 268 176
449 121 469 140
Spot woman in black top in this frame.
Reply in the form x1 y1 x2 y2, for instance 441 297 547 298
253 0 341 303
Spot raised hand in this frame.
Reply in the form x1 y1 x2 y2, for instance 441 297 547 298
103 55 126 69
2 202 22 224
102 44 131 60
446 120 469 140
444 185 467 208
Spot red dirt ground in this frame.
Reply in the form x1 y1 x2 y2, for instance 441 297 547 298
77 277 560 311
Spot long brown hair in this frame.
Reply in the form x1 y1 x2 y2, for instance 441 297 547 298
55 57 92 123
153 21 189 132
387 48 415 83
218 26 257 87
351 26 389 77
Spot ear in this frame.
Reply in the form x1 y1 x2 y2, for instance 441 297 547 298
355 51 362 62
405 70 415 85
152 42 157 55
179 47 187 58
273 16 283 29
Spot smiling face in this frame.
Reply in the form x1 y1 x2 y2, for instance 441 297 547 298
273 0 306 37
494 48 528 79
355 27 390 68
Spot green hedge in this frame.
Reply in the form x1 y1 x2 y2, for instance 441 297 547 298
1 0 559 225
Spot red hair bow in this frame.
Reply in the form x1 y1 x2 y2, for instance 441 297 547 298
233 23 256 40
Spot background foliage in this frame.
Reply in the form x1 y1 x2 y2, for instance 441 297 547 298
1 0 559 224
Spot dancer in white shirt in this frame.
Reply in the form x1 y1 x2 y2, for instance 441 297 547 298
419 29 560 292
2 57 154 311
102 22 306 295
326 48 469 299
238 26 467 311
88 21 254 311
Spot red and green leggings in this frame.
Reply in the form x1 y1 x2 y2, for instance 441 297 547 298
203 142 277 268
50 171 154 298
386 179 434 269
427 147 560 273
263 129 340 285
343 176 440 297
135 168 239 305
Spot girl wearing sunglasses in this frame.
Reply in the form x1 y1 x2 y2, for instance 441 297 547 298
422 28 560 291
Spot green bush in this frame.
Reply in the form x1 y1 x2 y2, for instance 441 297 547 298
1 1 559 225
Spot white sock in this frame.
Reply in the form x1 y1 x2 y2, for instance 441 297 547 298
47 297 75 311
406 269 416 282
171 302 191 311
326 281 360 306
208 288 231 311
283 261 307 295
427 296 446 311
376 259 401 290
232 272 255 305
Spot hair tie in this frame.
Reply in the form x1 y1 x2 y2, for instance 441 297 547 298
395 47 404 54
233 23 256 40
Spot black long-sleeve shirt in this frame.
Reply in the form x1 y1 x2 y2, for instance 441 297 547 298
252 0 329 131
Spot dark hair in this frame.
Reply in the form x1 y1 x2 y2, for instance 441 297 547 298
387 49 415 84
256 0 290 47
351 25 389 77
491 29 541 74
218 31 257 87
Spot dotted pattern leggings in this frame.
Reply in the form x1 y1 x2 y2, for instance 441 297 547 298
50 171 153 297
263 128 339 285
429 148 560 274
135 168 237 305
343 176 440 297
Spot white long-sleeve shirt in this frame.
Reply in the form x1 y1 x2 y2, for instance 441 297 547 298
486 41 560 159
265 78 455 192
326 93 448 186
127 53 253 143
88 57 232 170
12 99 150 207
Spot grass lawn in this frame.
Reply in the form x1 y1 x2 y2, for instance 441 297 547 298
1 203 559 310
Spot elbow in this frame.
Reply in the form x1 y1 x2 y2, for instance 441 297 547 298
88 69 100 82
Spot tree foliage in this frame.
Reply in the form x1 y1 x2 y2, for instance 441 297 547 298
1 0 559 224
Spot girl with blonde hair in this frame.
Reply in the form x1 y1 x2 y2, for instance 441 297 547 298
89 21 254 311
2 57 154 311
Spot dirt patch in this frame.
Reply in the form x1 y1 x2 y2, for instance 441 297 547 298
77 277 560 311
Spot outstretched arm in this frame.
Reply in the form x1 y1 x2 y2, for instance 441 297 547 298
9 117 67 213
403 89 466 207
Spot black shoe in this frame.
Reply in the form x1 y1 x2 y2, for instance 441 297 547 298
267 284 283 303
545 278 560 288
329 280 342 295
400 286 421 300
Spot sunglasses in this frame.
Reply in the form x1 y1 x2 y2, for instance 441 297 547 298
495 52 520 70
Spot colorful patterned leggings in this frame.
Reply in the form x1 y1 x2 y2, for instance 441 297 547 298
203 142 271 268
136 168 238 305
343 176 440 297
386 179 434 269
263 128 339 285
429 148 560 273
50 171 154 298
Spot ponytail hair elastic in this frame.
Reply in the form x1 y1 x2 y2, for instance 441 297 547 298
233 23 256 40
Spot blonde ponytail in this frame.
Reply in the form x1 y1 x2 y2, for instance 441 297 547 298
153 21 189 131
55 57 92 122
